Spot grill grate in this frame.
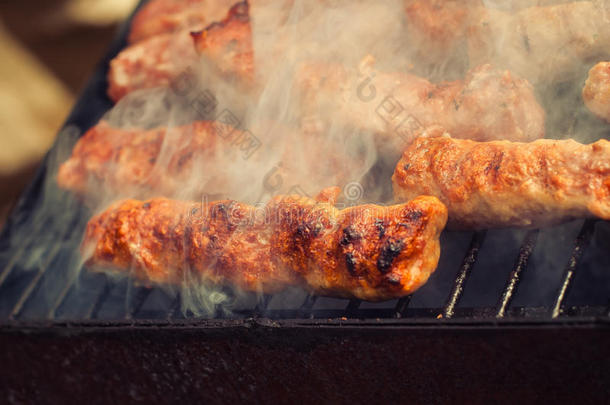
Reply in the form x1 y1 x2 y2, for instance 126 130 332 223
1 218 607 323
0 0 609 326
551 219 597 318
442 231 486 319
496 229 539 318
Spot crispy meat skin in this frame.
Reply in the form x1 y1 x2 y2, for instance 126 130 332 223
83 193 447 301
108 1 251 102
128 0 236 44
583 62 610 124
392 127 610 229
299 61 545 145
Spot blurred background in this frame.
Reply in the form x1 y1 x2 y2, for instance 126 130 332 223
0 0 139 227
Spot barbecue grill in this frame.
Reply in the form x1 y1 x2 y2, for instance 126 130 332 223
1 1 609 403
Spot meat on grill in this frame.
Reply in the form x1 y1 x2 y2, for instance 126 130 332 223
128 0 236 44
56 120 362 201
403 0 610 83
298 58 545 149
468 1 610 84
392 126 610 229
583 61 610 124
191 0 254 83
83 191 448 301
403 0 477 66
57 121 228 198
108 1 251 102
107 31 197 102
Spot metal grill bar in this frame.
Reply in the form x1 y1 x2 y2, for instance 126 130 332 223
48 266 83 319
0 245 29 290
166 293 181 320
254 294 272 315
394 295 412 318
551 220 597 318
496 230 539 318
346 299 361 316
9 242 65 320
0 220 48 290
443 231 487 319
85 275 114 320
299 294 317 318
125 287 153 320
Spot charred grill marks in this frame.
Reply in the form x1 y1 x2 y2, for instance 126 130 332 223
406 210 423 222
345 252 357 276
212 201 237 231
296 221 324 240
387 274 401 285
340 225 361 246
296 224 308 238
377 239 405 274
375 219 385 238
485 151 505 177
84 195 448 300
177 151 193 168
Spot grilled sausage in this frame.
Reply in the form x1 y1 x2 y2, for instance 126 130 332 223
57 120 230 198
83 191 448 301
108 1 251 102
298 59 545 148
403 0 610 84
57 120 362 202
392 126 610 229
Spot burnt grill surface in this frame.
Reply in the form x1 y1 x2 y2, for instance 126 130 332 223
0 0 609 328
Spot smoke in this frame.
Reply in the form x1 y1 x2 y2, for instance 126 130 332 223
6 0 610 320
74 0 411 316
